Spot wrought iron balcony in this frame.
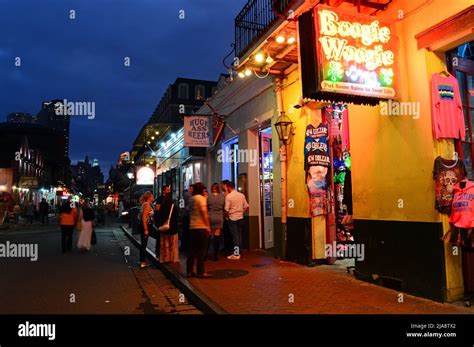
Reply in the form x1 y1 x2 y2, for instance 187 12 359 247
235 0 295 59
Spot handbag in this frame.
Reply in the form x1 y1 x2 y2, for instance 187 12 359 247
159 204 174 232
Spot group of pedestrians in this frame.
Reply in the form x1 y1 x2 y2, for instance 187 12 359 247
10 198 51 225
137 180 249 279
186 180 248 277
58 199 96 253
139 185 179 269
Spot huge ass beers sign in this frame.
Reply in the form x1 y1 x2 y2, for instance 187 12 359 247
314 6 397 99
184 115 211 147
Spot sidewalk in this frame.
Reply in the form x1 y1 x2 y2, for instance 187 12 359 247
122 226 473 314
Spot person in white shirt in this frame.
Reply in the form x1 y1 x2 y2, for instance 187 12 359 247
224 181 249 260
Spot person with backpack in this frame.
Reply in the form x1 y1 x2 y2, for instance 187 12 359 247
138 191 159 268
157 187 179 263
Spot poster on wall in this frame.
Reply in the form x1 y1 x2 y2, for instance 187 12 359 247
305 123 330 216
314 6 397 99
184 115 212 148
136 166 155 186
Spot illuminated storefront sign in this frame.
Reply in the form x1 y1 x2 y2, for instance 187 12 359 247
136 166 155 185
314 6 397 99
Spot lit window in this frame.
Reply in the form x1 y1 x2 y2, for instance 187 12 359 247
195 85 205 100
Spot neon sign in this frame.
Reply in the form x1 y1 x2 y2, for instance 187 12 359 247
315 7 397 99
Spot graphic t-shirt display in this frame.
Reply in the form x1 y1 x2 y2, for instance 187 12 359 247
433 156 467 214
305 123 330 216
449 180 474 229
431 73 465 140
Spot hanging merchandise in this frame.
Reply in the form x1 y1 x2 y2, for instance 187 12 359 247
433 156 467 214
324 104 350 150
305 123 330 216
431 73 465 140
450 180 474 229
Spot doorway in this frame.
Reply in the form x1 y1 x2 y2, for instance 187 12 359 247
259 127 274 249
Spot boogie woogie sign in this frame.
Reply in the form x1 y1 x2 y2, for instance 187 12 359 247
315 6 397 99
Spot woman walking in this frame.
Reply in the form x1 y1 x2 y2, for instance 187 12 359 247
59 201 77 253
206 183 225 261
186 183 211 278
77 201 95 251
139 191 157 268
157 188 179 263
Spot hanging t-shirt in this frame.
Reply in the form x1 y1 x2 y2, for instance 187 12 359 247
449 181 474 229
431 73 464 141
305 123 330 169
433 156 467 214
305 123 330 216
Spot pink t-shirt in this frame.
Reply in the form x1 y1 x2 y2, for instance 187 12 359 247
431 73 464 141
449 181 474 229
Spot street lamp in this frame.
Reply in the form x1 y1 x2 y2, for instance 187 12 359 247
274 111 294 145
274 111 294 261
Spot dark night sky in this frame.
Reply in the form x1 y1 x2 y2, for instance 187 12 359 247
0 0 247 178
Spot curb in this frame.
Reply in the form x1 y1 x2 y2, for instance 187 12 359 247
120 225 227 314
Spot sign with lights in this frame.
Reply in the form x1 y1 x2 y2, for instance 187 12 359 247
184 115 212 148
136 166 155 186
314 6 397 99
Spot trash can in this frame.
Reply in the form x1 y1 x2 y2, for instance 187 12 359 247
131 207 141 235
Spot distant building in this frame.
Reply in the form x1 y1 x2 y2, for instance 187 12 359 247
71 156 104 198
37 100 70 159
7 112 37 124
0 122 70 199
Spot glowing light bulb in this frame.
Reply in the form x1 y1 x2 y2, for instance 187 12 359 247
255 53 265 63
238 71 245 78
287 37 296 44
276 35 285 43
245 69 252 76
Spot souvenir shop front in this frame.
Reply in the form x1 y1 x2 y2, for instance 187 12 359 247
280 2 474 302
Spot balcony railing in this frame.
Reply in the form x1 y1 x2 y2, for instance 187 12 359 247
235 0 294 59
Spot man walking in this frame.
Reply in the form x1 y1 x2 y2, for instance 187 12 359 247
39 198 50 224
224 181 249 260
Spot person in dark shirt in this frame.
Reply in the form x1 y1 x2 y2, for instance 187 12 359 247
39 198 50 224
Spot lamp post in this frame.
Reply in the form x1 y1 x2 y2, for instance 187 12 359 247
274 111 294 260
127 172 134 228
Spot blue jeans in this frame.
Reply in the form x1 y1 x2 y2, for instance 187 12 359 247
228 219 243 253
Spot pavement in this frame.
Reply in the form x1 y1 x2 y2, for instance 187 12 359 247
0 220 202 314
122 225 474 314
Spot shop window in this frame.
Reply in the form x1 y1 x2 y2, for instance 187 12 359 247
178 83 189 99
448 42 474 179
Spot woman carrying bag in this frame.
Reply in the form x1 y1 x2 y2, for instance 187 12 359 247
157 190 179 263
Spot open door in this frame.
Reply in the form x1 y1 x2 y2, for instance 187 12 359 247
259 128 274 249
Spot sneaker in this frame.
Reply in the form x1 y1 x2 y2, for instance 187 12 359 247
139 262 150 269
227 255 241 260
